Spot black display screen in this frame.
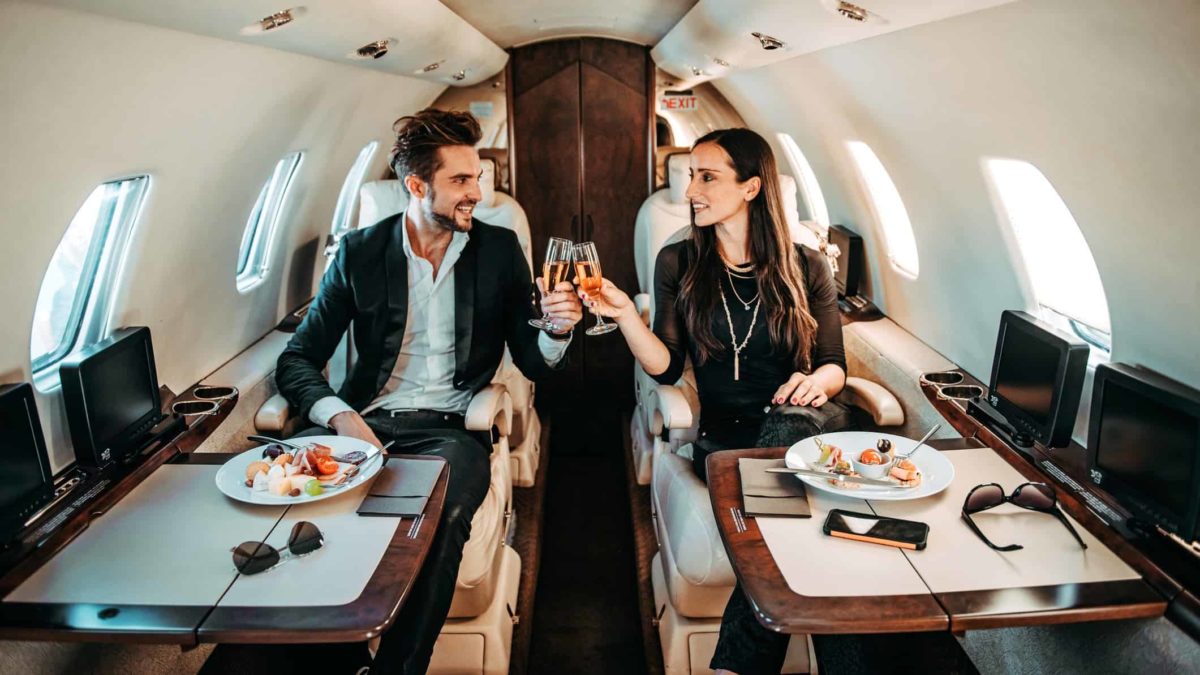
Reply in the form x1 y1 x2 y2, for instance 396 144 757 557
84 340 157 449
0 386 51 541
994 326 1061 425
1095 380 1196 517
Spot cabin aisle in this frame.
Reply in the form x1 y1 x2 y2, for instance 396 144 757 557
526 408 646 674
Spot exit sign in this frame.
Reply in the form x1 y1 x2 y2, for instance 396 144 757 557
659 95 699 112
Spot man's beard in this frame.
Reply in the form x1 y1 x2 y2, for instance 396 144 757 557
425 187 475 233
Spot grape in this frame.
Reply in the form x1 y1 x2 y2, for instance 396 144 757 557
304 480 323 497
262 444 284 460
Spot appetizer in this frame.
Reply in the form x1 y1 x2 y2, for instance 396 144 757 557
243 442 357 497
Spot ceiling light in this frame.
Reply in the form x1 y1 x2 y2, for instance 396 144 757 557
690 66 708 77
452 70 468 82
348 39 395 60
240 7 306 36
751 32 785 50
837 1 869 22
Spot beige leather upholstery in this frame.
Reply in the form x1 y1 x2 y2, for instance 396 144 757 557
358 179 409 230
653 451 735 618
842 376 905 427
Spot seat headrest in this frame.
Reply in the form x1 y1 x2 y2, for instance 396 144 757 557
479 158 497 208
666 152 690 205
358 180 409 229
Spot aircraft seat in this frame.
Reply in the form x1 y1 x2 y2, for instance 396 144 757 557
473 159 542 488
355 165 543 488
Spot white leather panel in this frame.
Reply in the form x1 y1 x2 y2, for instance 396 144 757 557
358 180 409 230
8 466 286 605
874 448 1140 593
653 453 736 595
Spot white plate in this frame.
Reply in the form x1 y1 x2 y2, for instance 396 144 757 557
215 436 384 505
784 431 954 501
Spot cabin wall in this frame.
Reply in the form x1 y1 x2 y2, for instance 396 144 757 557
714 0 1200 392
0 1 445 471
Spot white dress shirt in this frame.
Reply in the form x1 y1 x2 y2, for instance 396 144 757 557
309 220 571 427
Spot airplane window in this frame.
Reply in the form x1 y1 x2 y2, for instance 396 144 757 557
330 141 379 239
236 151 303 293
984 158 1111 351
846 141 919 278
777 133 830 230
31 176 151 376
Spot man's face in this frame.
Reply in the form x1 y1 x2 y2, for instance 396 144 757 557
416 145 482 233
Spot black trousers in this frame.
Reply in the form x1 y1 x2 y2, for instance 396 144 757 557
202 412 492 675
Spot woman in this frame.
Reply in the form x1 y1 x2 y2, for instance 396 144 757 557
582 128 848 674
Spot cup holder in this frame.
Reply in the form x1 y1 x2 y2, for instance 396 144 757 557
920 371 964 386
937 384 985 401
193 385 238 401
172 400 220 417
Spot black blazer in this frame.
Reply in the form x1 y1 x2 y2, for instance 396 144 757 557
276 214 562 422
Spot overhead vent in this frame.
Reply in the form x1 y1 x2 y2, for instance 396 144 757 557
240 7 305 36
348 39 395 60
712 57 730 68
750 32 785 51
819 0 889 25
418 60 444 74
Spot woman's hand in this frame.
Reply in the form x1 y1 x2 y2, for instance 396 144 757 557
772 372 829 407
578 279 636 321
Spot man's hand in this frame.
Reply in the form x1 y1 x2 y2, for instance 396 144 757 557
329 411 385 450
537 278 583 334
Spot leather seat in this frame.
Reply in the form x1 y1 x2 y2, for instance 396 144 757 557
356 163 543 488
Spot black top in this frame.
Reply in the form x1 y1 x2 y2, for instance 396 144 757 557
649 241 846 432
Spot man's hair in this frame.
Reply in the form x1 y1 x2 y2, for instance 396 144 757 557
389 108 482 193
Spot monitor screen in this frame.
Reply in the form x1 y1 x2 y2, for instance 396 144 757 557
0 384 52 543
1094 377 1196 518
84 341 157 447
994 326 1061 426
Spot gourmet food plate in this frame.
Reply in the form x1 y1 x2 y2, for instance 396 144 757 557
214 436 383 505
785 431 954 501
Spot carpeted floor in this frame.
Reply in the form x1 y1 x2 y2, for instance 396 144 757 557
524 409 647 675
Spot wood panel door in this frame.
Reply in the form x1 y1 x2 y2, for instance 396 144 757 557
511 38 651 410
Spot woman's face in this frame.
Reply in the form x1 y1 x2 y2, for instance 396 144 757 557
686 142 760 228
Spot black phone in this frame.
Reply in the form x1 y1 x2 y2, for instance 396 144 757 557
822 509 929 550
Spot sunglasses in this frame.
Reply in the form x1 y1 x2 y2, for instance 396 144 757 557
961 482 1087 552
231 521 325 575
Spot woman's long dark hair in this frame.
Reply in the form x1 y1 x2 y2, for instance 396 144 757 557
679 128 819 371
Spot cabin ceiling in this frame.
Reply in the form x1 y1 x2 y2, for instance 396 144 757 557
26 0 508 86
440 0 698 48
30 0 1020 90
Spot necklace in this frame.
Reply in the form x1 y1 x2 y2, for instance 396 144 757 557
725 268 759 310
718 249 755 275
718 285 761 381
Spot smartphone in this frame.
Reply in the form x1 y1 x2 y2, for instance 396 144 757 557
822 509 929 550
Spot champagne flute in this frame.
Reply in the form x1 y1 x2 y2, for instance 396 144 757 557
529 237 574 331
573 241 619 336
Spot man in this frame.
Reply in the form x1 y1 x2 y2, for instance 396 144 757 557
276 108 582 673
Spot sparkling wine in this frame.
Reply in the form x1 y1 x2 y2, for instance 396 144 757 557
542 260 570 291
575 260 603 297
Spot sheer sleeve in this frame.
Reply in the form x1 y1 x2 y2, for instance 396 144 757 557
649 242 689 384
801 245 847 374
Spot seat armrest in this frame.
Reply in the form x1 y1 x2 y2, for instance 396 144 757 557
842 376 904 427
256 393 291 432
466 383 512 436
650 384 694 433
634 293 651 326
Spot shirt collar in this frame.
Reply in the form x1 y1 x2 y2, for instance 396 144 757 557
401 213 470 263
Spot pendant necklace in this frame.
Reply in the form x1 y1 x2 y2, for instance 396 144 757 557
718 284 760 381
725 268 759 310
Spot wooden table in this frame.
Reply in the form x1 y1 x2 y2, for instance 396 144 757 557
708 439 1166 635
0 451 447 646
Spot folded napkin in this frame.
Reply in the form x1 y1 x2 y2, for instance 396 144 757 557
357 457 445 517
738 458 811 518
